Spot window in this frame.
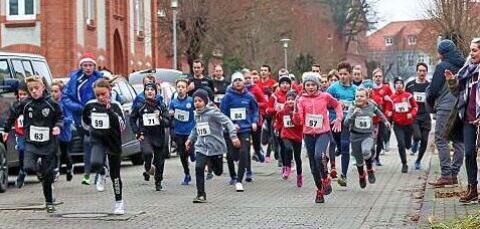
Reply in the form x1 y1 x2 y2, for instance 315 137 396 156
6 0 36 21
408 36 417 45
11 59 27 82
408 55 414 66
418 54 425 63
31 60 53 85
135 0 145 36
86 0 95 25
397 56 404 66
385 37 394 46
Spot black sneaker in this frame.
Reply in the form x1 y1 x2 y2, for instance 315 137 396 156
46 204 56 213
155 183 163 191
143 172 150 181
359 173 367 189
367 170 376 184
193 195 207 203
16 170 27 188
401 164 408 173
66 164 74 182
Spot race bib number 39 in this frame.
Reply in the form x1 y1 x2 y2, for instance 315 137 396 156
283 115 294 128
174 109 189 122
29 125 50 142
305 114 323 128
142 113 160 126
394 102 409 113
354 116 371 129
91 113 110 129
196 122 211 136
230 108 246 121
413 92 426 103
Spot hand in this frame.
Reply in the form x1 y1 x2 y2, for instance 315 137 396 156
385 122 392 130
387 111 392 117
332 119 342 132
407 113 412 119
353 108 361 114
185 139 191 151
188 82 195 91
274 129 279 137
52 127 61 136
231 138 241 148
444 69 456 80
105 100 111 109
473 118 480 127
169 110 175 116
137 134 144 142
234 124 240 130
1 132 8 142
251 123 258 132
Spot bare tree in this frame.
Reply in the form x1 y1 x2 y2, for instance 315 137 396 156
423 0 480 55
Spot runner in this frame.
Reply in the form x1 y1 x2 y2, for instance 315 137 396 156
211 65 230 107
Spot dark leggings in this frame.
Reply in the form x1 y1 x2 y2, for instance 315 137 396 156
58 140 73 171
463 123 478 185
282 139 302 175
374 122 386 161
195 153 223 197
412 119 431 163
393 124 413 165
173 134 192 175
226 132 251 183
304 133 330 189
91 145 123 202
24 150 56 204
142 138 166 183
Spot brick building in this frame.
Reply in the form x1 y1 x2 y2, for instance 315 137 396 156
0 0 167 77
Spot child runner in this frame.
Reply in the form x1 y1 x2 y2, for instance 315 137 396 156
385 77 418 173
275 90 304 186
169 78 196 185
51 81 74 182
81 78 126 214
293 72 343 203
344 87 390 188
130 82 170 191
186 89 240 203
3 75 63 213
371 68 393 162
220 72 259 191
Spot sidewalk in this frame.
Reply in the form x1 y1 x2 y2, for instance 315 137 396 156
420 141 480 226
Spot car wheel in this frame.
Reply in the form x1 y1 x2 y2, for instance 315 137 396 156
130 153 144 165
0 144 8 193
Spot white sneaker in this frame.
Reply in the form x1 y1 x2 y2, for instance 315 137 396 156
149 165 156 175
96 174 106 192
235 182 244 192
113 200 125 215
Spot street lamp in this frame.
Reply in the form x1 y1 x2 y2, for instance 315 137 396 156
171 0 178 70
280 38 290 71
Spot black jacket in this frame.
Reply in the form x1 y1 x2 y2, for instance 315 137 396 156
130 99 170 140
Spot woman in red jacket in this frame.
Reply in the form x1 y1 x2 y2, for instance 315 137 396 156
385 77 418 173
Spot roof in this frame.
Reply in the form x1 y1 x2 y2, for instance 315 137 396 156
367 19 430 52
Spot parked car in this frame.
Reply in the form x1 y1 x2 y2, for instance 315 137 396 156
0 51 54 193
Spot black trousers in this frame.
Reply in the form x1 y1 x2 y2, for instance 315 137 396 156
173 134 192 175
195 153 223 197
141 136 166 183
393 124 413 165
226 132 251 183
24 150 56 204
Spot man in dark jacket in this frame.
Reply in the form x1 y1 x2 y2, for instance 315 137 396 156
426 39 465 187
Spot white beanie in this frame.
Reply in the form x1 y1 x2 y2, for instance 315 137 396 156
231 72 245 84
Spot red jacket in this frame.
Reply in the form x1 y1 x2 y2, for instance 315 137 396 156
385 90 418 126
371 94 383 124
14 115 25 136
255 77 278 100
247 83 267 126
267 89 288 116
275 105 303 142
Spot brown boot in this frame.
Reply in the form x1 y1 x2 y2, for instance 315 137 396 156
428 177 453 188
459 184 478 203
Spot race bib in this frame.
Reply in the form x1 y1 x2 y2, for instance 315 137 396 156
305 114 323 128
341 100 352 112
29 125 50 142
196 122 211 136
354 116 371 129
142 113 160 126
214 94 225 103
230 108 246 121
413 92 426 103
394 102 409 113
174 109 189 122
17 115 24 128
91 112 110 129
283 115 294 128
275 103 285 111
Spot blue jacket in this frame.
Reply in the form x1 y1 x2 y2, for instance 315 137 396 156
327 81 357 121
169 95 195 135
220 86 259 133
132 91 164 110
58 100 73 142
62 69 103 127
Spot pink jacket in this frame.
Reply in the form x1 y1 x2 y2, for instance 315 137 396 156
293 91 343 135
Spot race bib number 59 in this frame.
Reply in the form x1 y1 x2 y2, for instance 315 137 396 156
91 113 110 129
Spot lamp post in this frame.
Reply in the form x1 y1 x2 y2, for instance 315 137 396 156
171 0 178 70
280 38 290 71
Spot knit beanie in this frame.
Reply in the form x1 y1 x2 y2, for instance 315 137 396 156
286 90 297 99
79 52 97 66
231 72 245 84
437 39 455 55
360 79 374 89
193 88 209 104
393 77 404 85
302 72 321 87
278 76 292 85
144 82 158 95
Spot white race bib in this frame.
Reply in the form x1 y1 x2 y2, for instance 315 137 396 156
29 125 50 142
91 112 110 129
394 102 409 113
174 109 190 122
341 100 352 112
142 113 160 126
413 92 426 103
230 108 246 121
354 116 371 129
305 114 323 128
214 94 225 103
17 115 24 128
275 103 285 111
196 122 211 136
283 115 294 128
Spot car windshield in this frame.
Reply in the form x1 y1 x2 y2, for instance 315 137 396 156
129 69 183 85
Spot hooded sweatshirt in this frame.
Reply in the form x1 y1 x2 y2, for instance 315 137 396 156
188 105 237 156
246 82 267 127
293 91 343 135
344 101 388 134
275 104 303 142
385 90 418 126
220 86 259 133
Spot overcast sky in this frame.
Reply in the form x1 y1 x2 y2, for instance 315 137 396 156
372 0 426 31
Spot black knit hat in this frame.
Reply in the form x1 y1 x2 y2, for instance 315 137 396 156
193 88 209 104
393 77 404 85
278 76 292 85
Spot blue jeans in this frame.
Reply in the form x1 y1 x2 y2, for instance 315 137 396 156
304 133 330 189
463 123 477 185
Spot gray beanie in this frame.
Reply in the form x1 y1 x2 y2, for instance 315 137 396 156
303 74 321 87
437 39 456 55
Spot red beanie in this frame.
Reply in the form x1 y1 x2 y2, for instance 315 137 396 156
79 52 97 66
